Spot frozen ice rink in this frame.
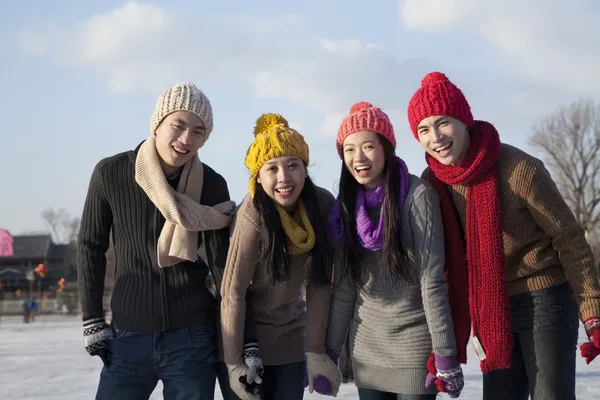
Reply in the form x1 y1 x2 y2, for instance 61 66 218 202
1 315 599 399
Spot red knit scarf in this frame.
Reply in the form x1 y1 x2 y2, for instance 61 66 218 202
427 120 512 372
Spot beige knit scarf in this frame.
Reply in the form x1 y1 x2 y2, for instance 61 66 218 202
135 136 235 267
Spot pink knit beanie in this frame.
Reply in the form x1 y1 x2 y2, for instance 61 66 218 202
336 101 396 158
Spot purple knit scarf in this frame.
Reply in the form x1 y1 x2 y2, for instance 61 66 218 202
329 156 410 251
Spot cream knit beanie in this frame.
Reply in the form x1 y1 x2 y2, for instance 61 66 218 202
150 81 213 143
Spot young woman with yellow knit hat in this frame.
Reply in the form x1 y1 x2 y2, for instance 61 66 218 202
325 102 464 400
219 113 342 400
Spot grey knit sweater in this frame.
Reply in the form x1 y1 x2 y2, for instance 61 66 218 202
326 175 457 395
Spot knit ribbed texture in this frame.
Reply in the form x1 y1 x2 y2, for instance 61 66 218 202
275 199 315 254
427 121 511 372
326 176 456 395
423 143 600 322
78 145 230 331
336 101 396 157
220 187 335 366
150 81 213 141
135 135 235 267
407 72 474 138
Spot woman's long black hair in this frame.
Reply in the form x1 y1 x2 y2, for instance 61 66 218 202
253 174 332 286
337 134 413 286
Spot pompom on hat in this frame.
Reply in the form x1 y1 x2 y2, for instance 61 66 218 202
407 72 473 139
150 81 213 145
336 101 396 158
245 113 309 198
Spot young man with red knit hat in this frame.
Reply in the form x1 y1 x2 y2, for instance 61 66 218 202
407 71 600 400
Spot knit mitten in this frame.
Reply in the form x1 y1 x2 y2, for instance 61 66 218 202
425 352 464 398
304 349 342 397
581 317 600 364
83 316 113 367
243 342 264 384
238 341 263 396
227 363 261 400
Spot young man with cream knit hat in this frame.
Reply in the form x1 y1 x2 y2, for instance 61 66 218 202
78 82 249 399
407 71 600 399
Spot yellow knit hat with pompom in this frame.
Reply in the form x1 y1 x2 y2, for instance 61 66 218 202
245 113 310 198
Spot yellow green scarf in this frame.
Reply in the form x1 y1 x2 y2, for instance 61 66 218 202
275 199 315 254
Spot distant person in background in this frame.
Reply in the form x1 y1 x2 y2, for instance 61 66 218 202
408 71 600 400
22 300 30 323
78 81 253 400
29 298 38 322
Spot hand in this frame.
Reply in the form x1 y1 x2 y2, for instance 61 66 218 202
305 350 342 397
83 316 113 368
581 317 600 364
227 363 261 400
425 352 464 398
303 349 340 395
243 342 264 385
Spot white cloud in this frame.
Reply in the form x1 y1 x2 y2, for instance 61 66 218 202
16 1 429 129
399 0 600 96
320 112 346 136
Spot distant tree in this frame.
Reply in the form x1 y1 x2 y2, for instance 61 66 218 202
40 208 80 244
529 99 600 236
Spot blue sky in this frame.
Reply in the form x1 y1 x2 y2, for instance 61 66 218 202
2 0 600 237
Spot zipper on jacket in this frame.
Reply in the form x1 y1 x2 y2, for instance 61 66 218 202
154 207 168 331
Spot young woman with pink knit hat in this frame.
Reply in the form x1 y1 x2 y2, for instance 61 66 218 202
324 101 464 399
219 113 342 400
408 71 600 399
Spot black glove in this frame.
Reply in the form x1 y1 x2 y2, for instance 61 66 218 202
83 316 114 367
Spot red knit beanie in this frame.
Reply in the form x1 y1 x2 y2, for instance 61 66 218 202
407 72 473 139
336 101 396 158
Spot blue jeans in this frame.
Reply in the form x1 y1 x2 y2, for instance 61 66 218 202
482 283 579 400
357 388 436 400
96 324 217 400
217 361 306 400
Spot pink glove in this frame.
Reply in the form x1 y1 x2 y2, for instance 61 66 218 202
581 317 600 364
425 352 464 398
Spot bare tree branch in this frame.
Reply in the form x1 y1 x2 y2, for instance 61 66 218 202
529 98 600 235
40 208 81 244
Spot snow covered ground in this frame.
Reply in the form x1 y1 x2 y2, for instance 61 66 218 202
1 314 599 399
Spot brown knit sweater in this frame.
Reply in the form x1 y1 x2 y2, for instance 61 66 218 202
220 186 335 366
424 144 600 321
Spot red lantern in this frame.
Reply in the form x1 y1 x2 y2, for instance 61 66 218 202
35 263 48 278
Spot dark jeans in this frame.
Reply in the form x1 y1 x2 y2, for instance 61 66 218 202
217 361 306 400
357 387 437 400
96 324 217 400
483 283 579 400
